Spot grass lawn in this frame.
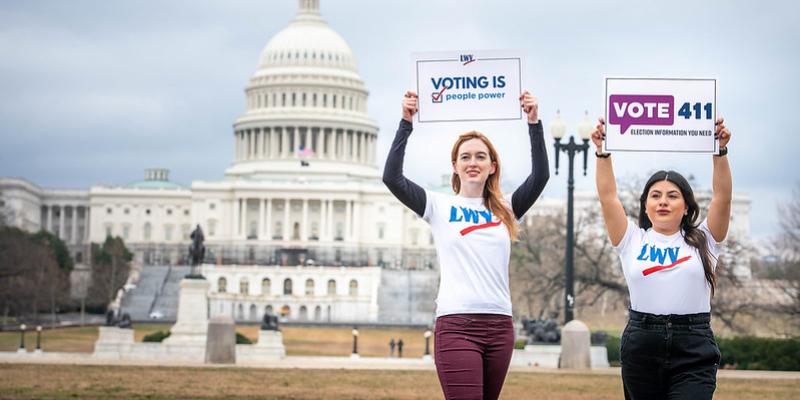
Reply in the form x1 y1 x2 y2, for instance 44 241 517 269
0 364 798 400
0 324 431 357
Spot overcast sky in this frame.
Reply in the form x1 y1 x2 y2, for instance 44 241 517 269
0 0 797 241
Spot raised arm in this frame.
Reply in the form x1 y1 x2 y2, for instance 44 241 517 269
706 118 732 242
511 90 550 219
382 91 426 217
592 117 628 246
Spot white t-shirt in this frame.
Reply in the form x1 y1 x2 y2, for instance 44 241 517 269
614 219 722 315
423 190 513 317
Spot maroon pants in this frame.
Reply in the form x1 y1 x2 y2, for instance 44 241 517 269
434 313 515 400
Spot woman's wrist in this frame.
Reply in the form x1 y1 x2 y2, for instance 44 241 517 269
595 149 611 158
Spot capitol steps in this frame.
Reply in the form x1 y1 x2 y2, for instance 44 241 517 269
120 265 171 321
149 265 191 321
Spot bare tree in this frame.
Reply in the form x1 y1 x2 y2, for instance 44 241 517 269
0 227 72 324
768 185 800 330
87 236 132 310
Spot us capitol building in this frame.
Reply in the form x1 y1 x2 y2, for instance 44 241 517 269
0 0 753 324
0 0 439 324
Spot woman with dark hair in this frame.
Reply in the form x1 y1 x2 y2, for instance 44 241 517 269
592 117 732 399
383 90 549 400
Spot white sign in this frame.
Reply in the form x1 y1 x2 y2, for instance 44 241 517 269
414 50 523 123
604 78 717 153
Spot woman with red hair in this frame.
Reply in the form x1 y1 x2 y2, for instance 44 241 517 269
383 90 549 400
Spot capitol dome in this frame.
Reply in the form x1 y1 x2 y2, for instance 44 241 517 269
228 0 379 181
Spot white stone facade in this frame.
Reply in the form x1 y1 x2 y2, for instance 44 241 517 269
202 264 381 323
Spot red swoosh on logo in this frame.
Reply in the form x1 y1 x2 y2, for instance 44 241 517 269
460 220 502 236
642 255 692 276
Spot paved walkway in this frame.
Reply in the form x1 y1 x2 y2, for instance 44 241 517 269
1 351 799 380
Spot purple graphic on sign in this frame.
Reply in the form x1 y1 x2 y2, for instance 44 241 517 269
608 95 674 134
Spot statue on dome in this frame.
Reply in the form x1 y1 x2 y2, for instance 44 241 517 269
188 224 206 277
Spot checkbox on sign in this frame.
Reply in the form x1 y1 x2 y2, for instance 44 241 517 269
431 92 443 103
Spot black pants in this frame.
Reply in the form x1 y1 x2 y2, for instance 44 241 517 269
621 310 721 400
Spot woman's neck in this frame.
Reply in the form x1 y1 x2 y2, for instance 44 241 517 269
651 224 680 236
458 182 484 198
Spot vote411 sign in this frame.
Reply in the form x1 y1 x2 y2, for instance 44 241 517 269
414 50 523 123
604 78 718 153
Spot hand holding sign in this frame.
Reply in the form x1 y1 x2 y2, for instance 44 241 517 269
591 117 606 153
715 118 731 148
402 91 419 123
519 90 539 124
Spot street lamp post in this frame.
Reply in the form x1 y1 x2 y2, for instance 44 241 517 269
18 324 27 353
351 327 359 358
548 111 594 324
35 326 42 354
423 330 432 359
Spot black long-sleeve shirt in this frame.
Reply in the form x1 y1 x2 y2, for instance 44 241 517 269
382 119 550 219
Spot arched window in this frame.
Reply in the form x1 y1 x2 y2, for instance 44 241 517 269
349 279 358 296
261 278 271 295
143 222 152 241
240 278 249 295
283 278 293 295
249 304 257 321
305 279 315 296
218 277 227 293
299 305 308 321
314 306 322 321
327 279 337 296
265 305 273 315
237 304 244 320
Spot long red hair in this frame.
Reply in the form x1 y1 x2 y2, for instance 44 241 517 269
450 131 519 241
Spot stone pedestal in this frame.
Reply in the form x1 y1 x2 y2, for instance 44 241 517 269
559 320 591 369
205 315 236 364
164 278 209 346
93 326 134 359
236 330 286 363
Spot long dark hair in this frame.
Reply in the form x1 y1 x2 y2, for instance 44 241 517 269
638 170 718 296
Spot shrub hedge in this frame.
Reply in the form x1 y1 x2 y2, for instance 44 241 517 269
717 336 800 371
143 330 171 342
236 332 253 345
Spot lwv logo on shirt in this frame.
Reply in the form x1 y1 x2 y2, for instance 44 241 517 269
636 244 692 276
448 206 502 236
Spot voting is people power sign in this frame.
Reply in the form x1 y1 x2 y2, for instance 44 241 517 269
414 50 523 123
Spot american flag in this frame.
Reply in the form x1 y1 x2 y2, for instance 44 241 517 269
298 145 314 158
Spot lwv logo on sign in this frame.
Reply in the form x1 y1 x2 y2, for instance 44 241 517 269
460 54 475 65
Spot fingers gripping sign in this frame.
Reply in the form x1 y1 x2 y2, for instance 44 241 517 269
715 117 731 148
519 90 539 124
592 117 606 153
402 91 419 123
